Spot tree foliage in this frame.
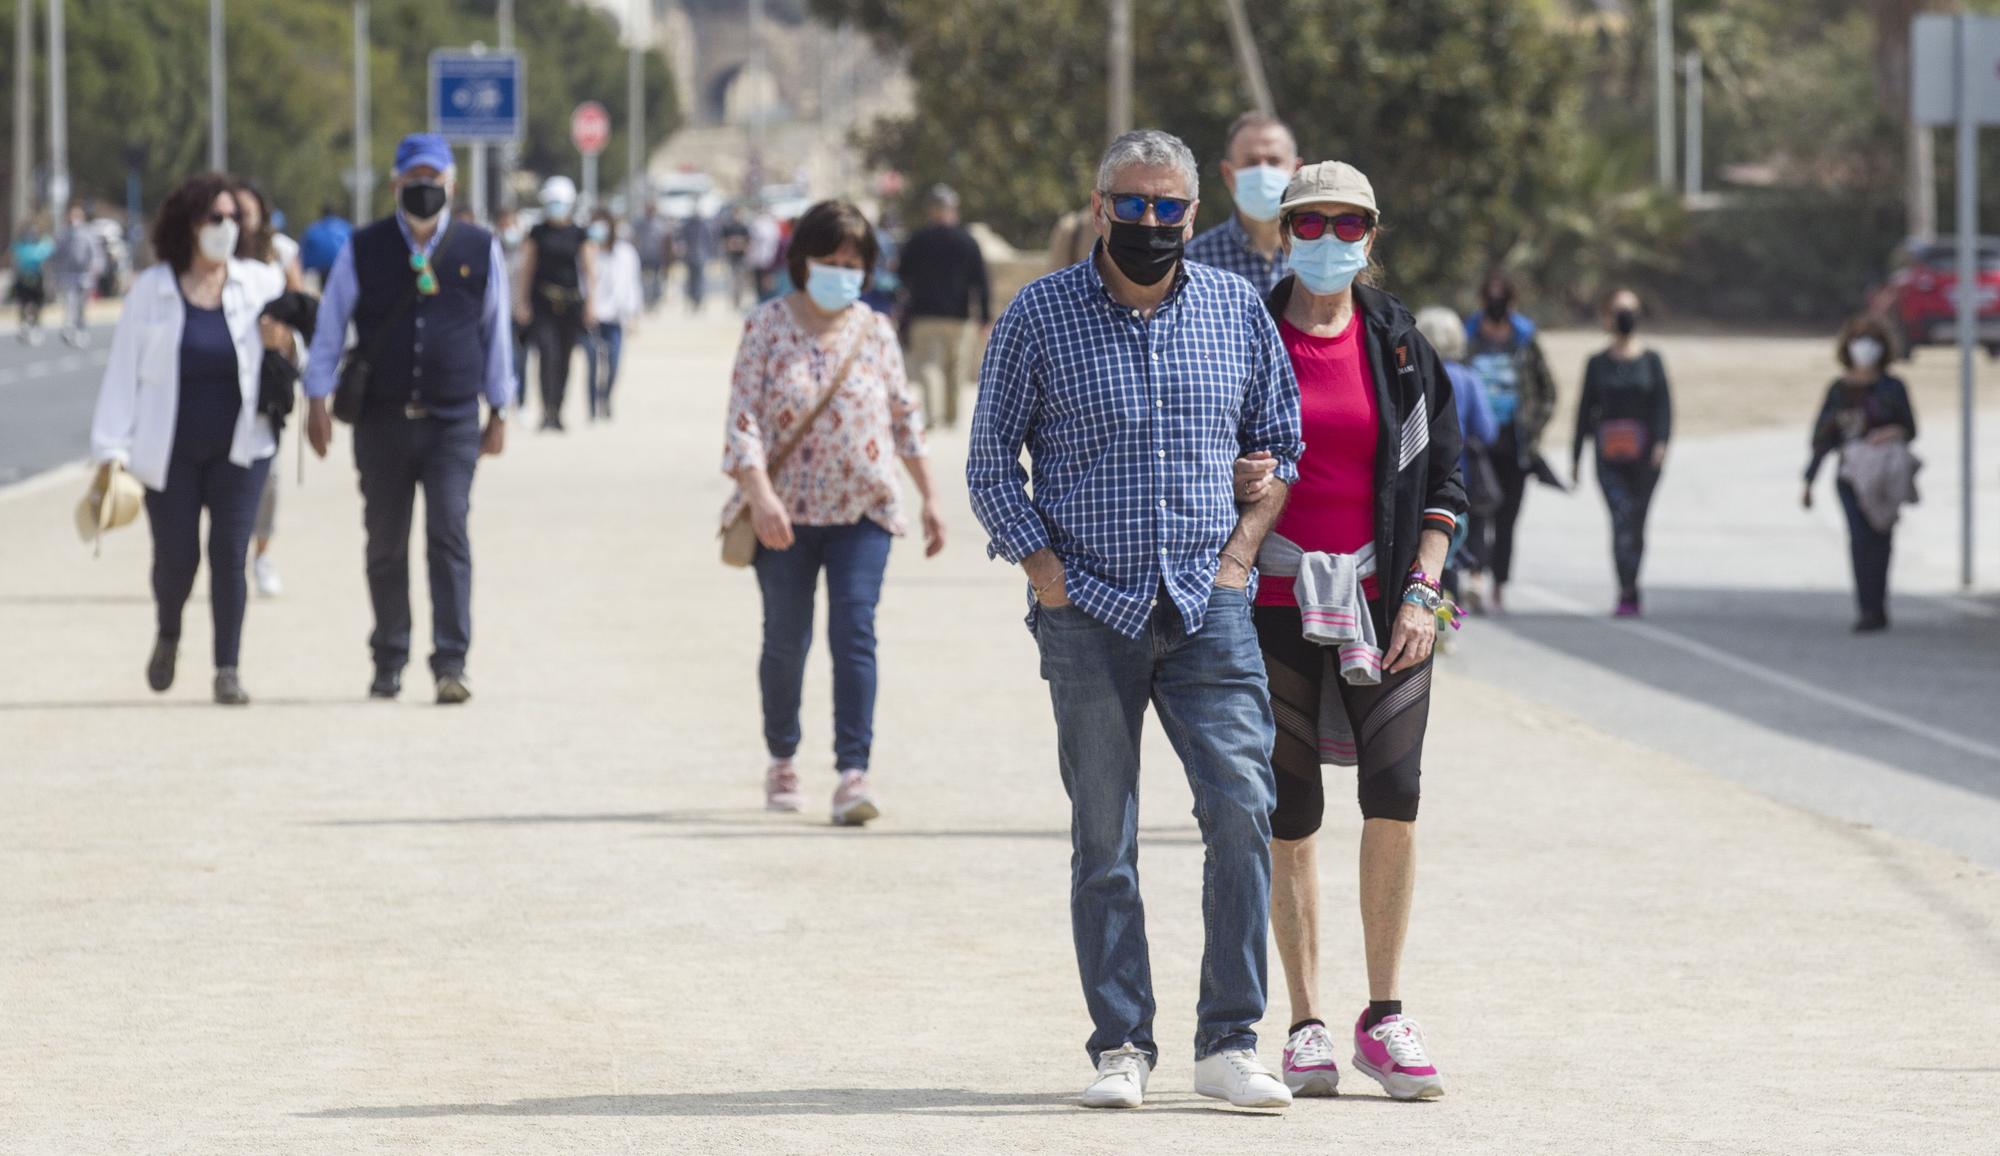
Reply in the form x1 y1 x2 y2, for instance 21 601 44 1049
1 0 680 228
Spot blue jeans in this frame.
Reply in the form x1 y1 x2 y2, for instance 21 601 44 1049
589 322 625 417
1034 585 1277 1065
753 520 894 770
144 443 272 668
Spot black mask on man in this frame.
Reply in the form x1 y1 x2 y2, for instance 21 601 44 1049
400 181 449 222
1483 296 1511 323
1612 307 1638 336
1103 220 1185 286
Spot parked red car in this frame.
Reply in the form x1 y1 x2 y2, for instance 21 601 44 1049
1870 237 2000 359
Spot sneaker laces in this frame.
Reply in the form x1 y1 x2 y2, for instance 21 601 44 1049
1368 1018 1431 1067
766 762 799 793
1289 1025 1335 1066
1098 1044 1147 1077
1222 1049 1273 1078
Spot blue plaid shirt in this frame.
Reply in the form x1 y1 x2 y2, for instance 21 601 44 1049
1185 214 1290 297
967 252 1303 639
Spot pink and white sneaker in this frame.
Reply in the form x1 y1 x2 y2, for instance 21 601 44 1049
831 769 880 827
764 759 803 812
1352 1011 1443 1100
1283 1022 1341 1097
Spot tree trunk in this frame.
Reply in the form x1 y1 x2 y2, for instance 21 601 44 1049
1879 0 1941 239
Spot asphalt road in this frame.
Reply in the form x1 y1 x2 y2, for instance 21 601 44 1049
1449 416 2000 868
0 325 112 488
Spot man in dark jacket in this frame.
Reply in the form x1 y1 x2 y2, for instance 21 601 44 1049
302 133 514 704
898 184 991 428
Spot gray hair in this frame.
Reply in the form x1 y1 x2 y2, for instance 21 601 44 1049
1095 129 1199 201
1414 306 1467 361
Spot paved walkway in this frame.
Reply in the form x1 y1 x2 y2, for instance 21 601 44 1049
2 313 1996 1152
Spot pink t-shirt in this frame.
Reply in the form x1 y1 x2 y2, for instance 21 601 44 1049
1257 314 1379 607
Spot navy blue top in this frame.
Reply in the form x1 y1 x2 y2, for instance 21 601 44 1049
176 299 241 452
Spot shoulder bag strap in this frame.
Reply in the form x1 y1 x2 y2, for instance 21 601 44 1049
763 313 869 478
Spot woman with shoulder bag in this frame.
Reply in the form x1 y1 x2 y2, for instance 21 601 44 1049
1572 287 1673 617
719 199 945 826
88 173 297 704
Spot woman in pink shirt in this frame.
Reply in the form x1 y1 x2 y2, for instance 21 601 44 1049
1234 163 1465 1102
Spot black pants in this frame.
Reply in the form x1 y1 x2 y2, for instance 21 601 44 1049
1598 460 1661 600
145 443 272 668
353 411 480 677
1838 480 1894 623
532 308 584 425
1488 425 1532 587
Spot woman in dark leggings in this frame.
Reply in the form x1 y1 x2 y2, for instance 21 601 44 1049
1573 288 1673 617
89 173 294 703
1232 162 1464 1102
1804 314 1916 633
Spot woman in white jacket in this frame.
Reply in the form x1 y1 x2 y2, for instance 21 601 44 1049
90 173 294 704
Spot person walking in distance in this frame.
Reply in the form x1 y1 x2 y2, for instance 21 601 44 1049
302 134 513 704
1804 315 1918 633
719 207 752 309
1462 272 1556 611
236 179 306 599
10 217 54 344
50 202 103 347
898 184 992 429
299 203 353 294
1414 306 1497 611
967 129 1302 1112
1184 112 1302 296
680 211 718 314
1231 163 1462 1102
89 173 296 704
586 210 644 421
722 200 945 826
514 176 596 431
1573 288 1673 617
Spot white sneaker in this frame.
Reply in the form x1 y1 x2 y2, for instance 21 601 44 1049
1282 1022 1341 1097
253 554 283 598
830 768 879 826
764 759 803 812
1194 1048 1293 1109
1079 1043 1150 1109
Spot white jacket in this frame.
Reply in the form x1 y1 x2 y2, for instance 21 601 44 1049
592 239 646 327
90 259 285 491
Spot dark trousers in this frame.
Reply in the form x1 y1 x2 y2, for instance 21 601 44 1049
1598 460 1661 599
144 444 272 668
1838 480 1894 622
752 520 893 771
587 321 624 418
1488 425 1532 586
353 411 481 677
532 308 584 425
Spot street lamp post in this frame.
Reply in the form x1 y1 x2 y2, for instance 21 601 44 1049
629 0 645 216
1109 0 1132 140
1655 0 1675 189
498 0 515 211
209 0 226 170
353 0 370 221
12 0 30 234
47 0 66 211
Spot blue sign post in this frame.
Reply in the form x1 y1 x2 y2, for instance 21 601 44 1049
428 50 524 143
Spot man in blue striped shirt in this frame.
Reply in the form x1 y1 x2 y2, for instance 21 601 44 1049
1184 112 1300 296
967 129 1304 1111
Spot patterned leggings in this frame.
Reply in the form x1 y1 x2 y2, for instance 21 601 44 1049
1597 461 1661 599
1254 604 1431 837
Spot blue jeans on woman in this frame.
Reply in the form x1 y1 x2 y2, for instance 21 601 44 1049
753 520 894 771
1033 585 1277 1066
586 322 624 419
145 445 272 669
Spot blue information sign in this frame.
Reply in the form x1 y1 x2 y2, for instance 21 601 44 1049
428 50 524 143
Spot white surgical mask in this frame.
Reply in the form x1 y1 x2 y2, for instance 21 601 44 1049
1231 164 1291 223
198 219 240 263
1847 336 1884 370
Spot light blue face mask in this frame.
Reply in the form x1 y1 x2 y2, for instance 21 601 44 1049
805 261 865 312
1232 164 1291 223
587 223 609 244
1289 234 1370 295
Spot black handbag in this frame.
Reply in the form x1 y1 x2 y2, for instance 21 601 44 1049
332 223 449 424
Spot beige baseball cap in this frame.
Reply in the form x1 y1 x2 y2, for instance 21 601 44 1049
1278 161 1378 217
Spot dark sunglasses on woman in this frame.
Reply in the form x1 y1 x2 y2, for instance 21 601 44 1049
206 211 241 225
1106 193 1192 227
1287 211 1374 243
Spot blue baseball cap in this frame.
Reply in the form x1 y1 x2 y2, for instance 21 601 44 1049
393 133 455 177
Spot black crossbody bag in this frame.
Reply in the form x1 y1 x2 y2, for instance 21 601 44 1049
332 222 451 424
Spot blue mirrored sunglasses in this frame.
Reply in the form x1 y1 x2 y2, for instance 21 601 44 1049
1107 193 1192 227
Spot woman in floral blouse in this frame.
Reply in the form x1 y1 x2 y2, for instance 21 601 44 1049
722 200 946 825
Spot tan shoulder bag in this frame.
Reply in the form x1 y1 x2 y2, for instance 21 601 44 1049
720 318 868 567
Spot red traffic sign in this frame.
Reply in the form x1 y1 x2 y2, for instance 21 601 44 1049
571 101 611 156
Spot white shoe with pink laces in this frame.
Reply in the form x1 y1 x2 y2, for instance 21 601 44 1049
831 768 879 826
764 759 803 812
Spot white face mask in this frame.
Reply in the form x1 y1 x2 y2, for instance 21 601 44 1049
1847 336 1884 370
198 219 240 263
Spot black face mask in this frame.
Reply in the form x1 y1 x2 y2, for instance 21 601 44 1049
1103 220 1185 286
400 181 449 221
1612 308 1638 336
1483 296 1511 323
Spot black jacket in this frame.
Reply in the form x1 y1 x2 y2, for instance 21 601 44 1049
1266 277 1468 637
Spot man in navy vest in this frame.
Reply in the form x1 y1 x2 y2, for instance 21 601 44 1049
304 133 513 704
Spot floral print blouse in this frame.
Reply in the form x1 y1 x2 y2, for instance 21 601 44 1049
721 299 926 534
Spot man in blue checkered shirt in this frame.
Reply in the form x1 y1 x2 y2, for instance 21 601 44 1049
1184 112 1301 296
967 129 1304 1111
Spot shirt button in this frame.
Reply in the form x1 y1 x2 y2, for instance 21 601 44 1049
414 343 423 354
1158 499 1167 508
1156 450 1165 459
415 318 425 328
1155 399 1164 408
1152 352 1160 361
412 368 423 377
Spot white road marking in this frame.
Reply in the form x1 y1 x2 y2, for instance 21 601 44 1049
1517 584 2000 766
